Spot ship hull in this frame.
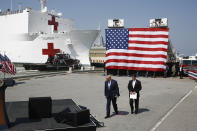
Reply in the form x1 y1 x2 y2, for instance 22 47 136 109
0 30 99 65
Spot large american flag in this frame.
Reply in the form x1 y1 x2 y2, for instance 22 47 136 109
105 28 169 71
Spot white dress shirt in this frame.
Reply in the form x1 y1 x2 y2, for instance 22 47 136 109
132 80 136 89
108 80 111 90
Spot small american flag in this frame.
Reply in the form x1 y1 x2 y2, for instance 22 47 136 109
105 28 169 71
4 55 16 75
0 54 9 74
0 54 16 75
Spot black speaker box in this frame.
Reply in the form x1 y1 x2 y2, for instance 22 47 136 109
29 97 52 119
55 108 90 126
55 108 71 123
70 109 90 126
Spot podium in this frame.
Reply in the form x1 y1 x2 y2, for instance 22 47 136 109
0 79 9 130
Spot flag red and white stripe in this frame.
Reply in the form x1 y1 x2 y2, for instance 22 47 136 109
0 54 16 75
128 28 169 71
106 28 169 71
1 61 10 74
188 70 197 80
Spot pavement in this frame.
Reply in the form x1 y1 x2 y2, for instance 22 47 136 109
155 85 197 131
5 73 197 131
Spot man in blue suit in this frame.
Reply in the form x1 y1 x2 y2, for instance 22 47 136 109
104 75 120 119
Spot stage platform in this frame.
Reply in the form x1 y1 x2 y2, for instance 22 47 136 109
4 99 96 131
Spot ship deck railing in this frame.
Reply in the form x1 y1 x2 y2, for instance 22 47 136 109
0 10 23 16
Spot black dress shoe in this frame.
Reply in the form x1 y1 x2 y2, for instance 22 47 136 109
104 115 110 119
135 111 138 114
131 111 134 114
115 111 119 115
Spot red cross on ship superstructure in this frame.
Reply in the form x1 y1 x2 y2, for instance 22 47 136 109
42 43 60 58
48 16 58 31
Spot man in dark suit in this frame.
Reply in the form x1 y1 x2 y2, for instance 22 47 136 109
128 74 142 114
104 75 120 119
179 65 184 79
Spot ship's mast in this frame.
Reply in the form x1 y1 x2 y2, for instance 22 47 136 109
40 0 47 12
10 0 13 11
18 2 22 11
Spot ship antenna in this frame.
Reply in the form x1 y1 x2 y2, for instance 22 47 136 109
40 0 47 12
10 0 13 11
18 2 22 11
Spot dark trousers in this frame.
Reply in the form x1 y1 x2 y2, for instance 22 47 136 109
179 71 183 79
106 97 118 116
129 98 139 112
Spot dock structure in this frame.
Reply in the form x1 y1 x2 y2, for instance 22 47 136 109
89 46 106 67
5 72 197 131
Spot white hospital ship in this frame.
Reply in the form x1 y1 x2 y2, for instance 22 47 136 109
0 0 100 65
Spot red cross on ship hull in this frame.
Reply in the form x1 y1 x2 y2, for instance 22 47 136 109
42 43 60 58
48 16 58 31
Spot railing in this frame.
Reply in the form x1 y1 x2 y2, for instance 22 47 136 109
0 10 23 16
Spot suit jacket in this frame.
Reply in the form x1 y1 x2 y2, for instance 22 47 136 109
105 79 120 98
128 79 142 98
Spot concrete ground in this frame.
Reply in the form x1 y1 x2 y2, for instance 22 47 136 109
5 73 197 131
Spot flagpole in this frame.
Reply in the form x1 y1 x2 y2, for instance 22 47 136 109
3 52 6 79
3 52 5 79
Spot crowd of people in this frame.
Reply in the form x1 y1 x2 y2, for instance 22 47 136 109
106 62 184 79
46 54 70 65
